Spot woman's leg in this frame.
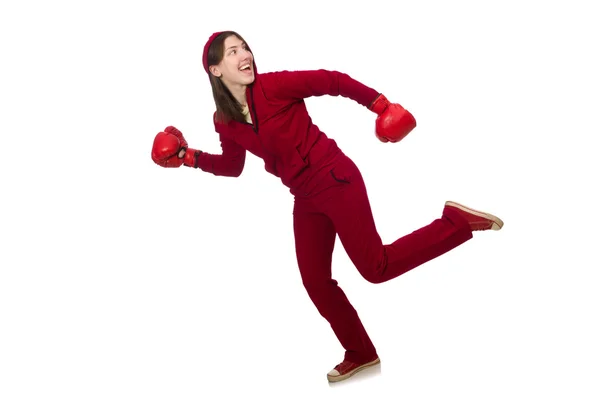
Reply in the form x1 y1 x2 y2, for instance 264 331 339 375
293 196 378 364
316 154 477 284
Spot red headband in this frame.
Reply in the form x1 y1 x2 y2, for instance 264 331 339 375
202 31 223 74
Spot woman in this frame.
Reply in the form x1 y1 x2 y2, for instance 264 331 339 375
151 31 504 383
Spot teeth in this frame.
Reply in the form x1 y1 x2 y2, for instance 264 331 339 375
240 65 250 70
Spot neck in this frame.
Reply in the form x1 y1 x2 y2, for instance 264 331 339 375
226 82 247 106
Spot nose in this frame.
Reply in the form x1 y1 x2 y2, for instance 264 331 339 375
241 47 252 59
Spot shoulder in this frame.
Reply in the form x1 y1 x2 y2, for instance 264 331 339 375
255 69 313 85
258 69 344 87
258 69 312 80
213 111 233 133
253 70 312 98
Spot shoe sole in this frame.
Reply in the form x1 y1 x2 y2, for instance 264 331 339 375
445 201 504 230
327 357 381 383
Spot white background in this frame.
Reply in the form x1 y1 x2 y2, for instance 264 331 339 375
1 0 599 396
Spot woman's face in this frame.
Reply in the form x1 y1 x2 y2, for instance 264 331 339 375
210 35 255 87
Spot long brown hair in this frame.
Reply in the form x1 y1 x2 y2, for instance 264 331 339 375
206 31 253 124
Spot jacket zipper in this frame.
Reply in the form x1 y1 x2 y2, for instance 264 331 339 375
247 84 274 171
249 85 259 134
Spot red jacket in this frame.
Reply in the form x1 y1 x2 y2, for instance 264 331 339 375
195 36 380 195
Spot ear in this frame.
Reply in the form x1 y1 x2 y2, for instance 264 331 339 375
209 65 222 78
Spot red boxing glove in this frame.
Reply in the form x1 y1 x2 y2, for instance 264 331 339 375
151 126 202 168
369 94 416 143
164 125 188 148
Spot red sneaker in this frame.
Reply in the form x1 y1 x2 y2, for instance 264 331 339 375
445 201 504 231
327 356 380 383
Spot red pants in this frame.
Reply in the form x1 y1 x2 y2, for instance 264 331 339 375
292 152 473 364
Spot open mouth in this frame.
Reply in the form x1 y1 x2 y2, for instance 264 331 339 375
239 64 252 75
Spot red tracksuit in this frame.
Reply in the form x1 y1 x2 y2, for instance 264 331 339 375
193 63 473 364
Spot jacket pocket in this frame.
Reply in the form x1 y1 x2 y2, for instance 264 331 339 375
330 168 350 184
279 147 308 184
